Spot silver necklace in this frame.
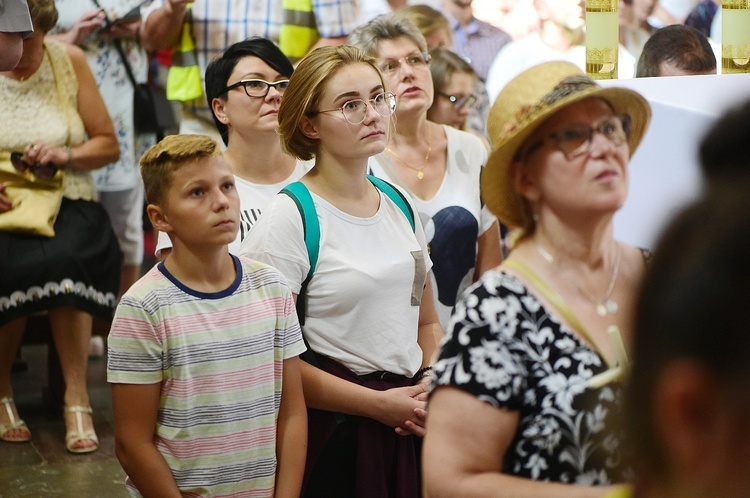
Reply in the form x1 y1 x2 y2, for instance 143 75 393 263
535 241 621 317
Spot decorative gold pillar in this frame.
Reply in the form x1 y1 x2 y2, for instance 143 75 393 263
722 0 750 73
586 0 619 80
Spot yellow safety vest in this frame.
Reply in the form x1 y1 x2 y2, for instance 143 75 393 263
166 6 203 102
279 0 320 62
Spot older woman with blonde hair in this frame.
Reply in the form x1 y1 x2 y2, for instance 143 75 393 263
0 0 120 453
349 15 503 332
422 61 651 496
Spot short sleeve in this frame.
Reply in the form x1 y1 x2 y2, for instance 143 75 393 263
276 274 306 360
238 193 310 295
479 204 497 235
139 0 165 22
107 293 165 385
431 271 527 411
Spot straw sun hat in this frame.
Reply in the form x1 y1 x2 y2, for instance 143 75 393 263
482 61 652 230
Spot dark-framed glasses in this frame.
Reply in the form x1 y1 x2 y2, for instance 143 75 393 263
315 92 397 125
520 114 632 160
224 78 290 98
378 53 431 76
437 92 477 110
10 152 59 179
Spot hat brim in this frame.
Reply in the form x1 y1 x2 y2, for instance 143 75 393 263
482 85 651 229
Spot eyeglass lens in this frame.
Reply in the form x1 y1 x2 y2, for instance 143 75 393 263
340 92 396 124
555 114 631 158
442 93 477 109
10 152 58 179
379 53 430 75
238 79 289 97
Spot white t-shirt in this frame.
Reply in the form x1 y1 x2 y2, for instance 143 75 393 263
239 185 432 376
485 33 636 103
369 125 495 331
155 160 311 257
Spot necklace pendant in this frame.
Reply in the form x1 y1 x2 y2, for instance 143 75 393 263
596 299 619 316
596 303 608 317
604 299 618 315
416 170 425 180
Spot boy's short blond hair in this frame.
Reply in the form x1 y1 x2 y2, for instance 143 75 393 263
140 134 220 206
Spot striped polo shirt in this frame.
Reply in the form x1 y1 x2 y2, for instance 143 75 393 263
108 255 305 497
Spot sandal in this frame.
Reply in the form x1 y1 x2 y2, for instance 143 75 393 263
0 396 31 443
64 405 99 454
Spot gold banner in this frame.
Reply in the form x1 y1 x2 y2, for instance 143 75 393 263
586 10 619 79
722 0 750 9
586 0 618 12
722 6 750 73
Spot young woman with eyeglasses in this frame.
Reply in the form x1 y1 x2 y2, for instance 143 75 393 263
349 15 503 332
239 45 441 497
154 37 310 259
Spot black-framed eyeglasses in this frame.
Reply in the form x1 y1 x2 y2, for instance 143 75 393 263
10 152 59 179
437 92 477 110
314 92 397 125
224 79 290 98
518 114 632 161
378 53 431 76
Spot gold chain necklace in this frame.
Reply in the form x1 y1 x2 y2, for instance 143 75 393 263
386 126 432 180
535 241 621 317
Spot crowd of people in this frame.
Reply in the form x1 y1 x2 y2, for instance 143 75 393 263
0 0 747 496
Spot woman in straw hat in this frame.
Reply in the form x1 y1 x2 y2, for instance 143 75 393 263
422 61 651 495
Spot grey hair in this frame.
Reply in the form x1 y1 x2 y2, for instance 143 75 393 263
347 14 429 57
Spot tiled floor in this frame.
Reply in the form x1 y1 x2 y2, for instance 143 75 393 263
0 344 128 497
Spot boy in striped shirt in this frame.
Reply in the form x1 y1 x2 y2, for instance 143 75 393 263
107 134 307 497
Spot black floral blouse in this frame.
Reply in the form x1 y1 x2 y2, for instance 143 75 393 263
432 269 629 484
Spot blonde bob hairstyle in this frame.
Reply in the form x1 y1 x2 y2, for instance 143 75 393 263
278 45 387 161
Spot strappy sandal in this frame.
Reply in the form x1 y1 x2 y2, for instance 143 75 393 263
64 405 99 454
0 396 31 443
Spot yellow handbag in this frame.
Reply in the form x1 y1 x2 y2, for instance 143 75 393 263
0 151 64 238
0 43 69 238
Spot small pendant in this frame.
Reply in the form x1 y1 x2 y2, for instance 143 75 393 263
416 170 425 180
604 299 618 315
596 303 607 317
596 299 618 316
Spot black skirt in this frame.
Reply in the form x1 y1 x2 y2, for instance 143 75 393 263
0 197 121 327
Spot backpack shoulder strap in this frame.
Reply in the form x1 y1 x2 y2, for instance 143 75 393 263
279 182 325 379
279 181 319 284
367 174 415 232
